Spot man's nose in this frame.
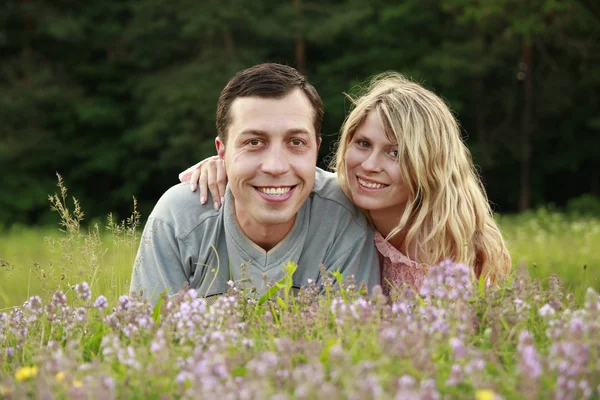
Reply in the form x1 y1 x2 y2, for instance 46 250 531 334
261 145 290 176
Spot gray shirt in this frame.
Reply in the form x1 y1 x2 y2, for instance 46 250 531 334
130 168 380 304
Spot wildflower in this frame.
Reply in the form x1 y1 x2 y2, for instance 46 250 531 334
150 334 166 353
6 347 14 357
446 363 464 386
419 259 472 302
94 295 108 312
475 389 496 400
514 298 531 314
450 337 467 359
52 290 67 306
101 376 115 391
118 295 130 311
74 307 86 322
56 372 65 383
28 296 43 314
73 380 83 388
517 330 542 379
74 282 91 300
14 366 38 381
419 379 440 400
538 303 555 317
45 303 58 320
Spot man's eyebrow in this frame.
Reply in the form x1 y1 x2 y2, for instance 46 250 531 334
285 128 311 135
238 129 268 137
237 128 312 137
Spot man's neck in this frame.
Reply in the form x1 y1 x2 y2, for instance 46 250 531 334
233 203 296 252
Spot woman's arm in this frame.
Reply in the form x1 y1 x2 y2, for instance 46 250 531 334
179 155 227 209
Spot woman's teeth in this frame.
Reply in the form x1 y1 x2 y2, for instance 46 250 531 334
358 178 387 189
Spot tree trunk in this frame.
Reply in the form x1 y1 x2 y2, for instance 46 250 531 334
293 0 306 75
519 42 533 211
22 0 33 82
223 28 234 54
474 77 491 165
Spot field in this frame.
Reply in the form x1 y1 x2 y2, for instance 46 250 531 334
2 207 599 309
1 203 600 399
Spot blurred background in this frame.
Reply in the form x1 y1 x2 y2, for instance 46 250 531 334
1 0 599 227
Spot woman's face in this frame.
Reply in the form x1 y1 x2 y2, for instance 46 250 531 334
344 110 410 217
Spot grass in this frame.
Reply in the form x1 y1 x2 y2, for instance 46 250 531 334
2 206 599 309
0 227 135 311
0 175 139 310
498 208 600 292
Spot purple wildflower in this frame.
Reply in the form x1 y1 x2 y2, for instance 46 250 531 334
74 282 91 301
118 295 130 312
446 363 464 386
74 307 86 323
538 303 556 318
419 259 472 302
450 337 467 360
94 295 108 312
517 330 543 379
28 296 43 315
52 290 67 306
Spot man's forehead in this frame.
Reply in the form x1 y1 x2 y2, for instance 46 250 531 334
229 90 313 114
227 90 316 137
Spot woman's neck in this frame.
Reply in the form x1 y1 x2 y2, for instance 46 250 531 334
370 207 414 258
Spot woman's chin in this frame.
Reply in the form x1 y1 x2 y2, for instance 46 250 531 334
351 195 381 212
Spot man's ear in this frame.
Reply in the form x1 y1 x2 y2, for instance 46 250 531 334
215 137 225 160
315 137 322 162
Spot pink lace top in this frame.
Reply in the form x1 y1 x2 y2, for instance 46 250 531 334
373 231 428 298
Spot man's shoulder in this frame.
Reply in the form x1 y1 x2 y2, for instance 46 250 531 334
149 183 221 237
312 167 357 211
310 167 368 229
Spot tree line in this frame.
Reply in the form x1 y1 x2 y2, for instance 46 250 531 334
1 0 599 226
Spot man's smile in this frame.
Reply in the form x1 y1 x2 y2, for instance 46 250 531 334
253 185 297 201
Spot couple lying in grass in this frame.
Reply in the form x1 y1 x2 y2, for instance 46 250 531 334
131 63 511 304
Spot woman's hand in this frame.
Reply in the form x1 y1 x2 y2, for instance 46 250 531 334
179 156 227 210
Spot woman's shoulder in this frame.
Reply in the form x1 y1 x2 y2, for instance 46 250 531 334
373 231 420 265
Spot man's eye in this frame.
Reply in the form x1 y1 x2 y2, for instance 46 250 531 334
290 139 304 146
248 139 262 146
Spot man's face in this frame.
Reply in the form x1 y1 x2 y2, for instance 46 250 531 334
216 89 321 236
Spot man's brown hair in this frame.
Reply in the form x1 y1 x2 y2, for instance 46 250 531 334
216 63 324 143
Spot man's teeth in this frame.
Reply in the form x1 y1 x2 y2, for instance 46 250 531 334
258 187 292 196
358 178 387 189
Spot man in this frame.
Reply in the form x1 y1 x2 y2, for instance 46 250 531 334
130 63 380 304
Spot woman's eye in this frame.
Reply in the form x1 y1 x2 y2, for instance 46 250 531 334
389 149 399 158
357 140 370 148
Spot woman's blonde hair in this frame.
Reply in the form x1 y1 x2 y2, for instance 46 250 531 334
332 72 511 283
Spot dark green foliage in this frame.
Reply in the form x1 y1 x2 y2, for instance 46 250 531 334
0 0 598 226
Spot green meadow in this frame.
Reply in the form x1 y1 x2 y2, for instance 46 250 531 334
1 206 599 310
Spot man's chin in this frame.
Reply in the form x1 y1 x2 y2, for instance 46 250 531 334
255 215 296 226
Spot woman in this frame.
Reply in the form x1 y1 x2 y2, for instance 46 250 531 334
180 72 511 297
